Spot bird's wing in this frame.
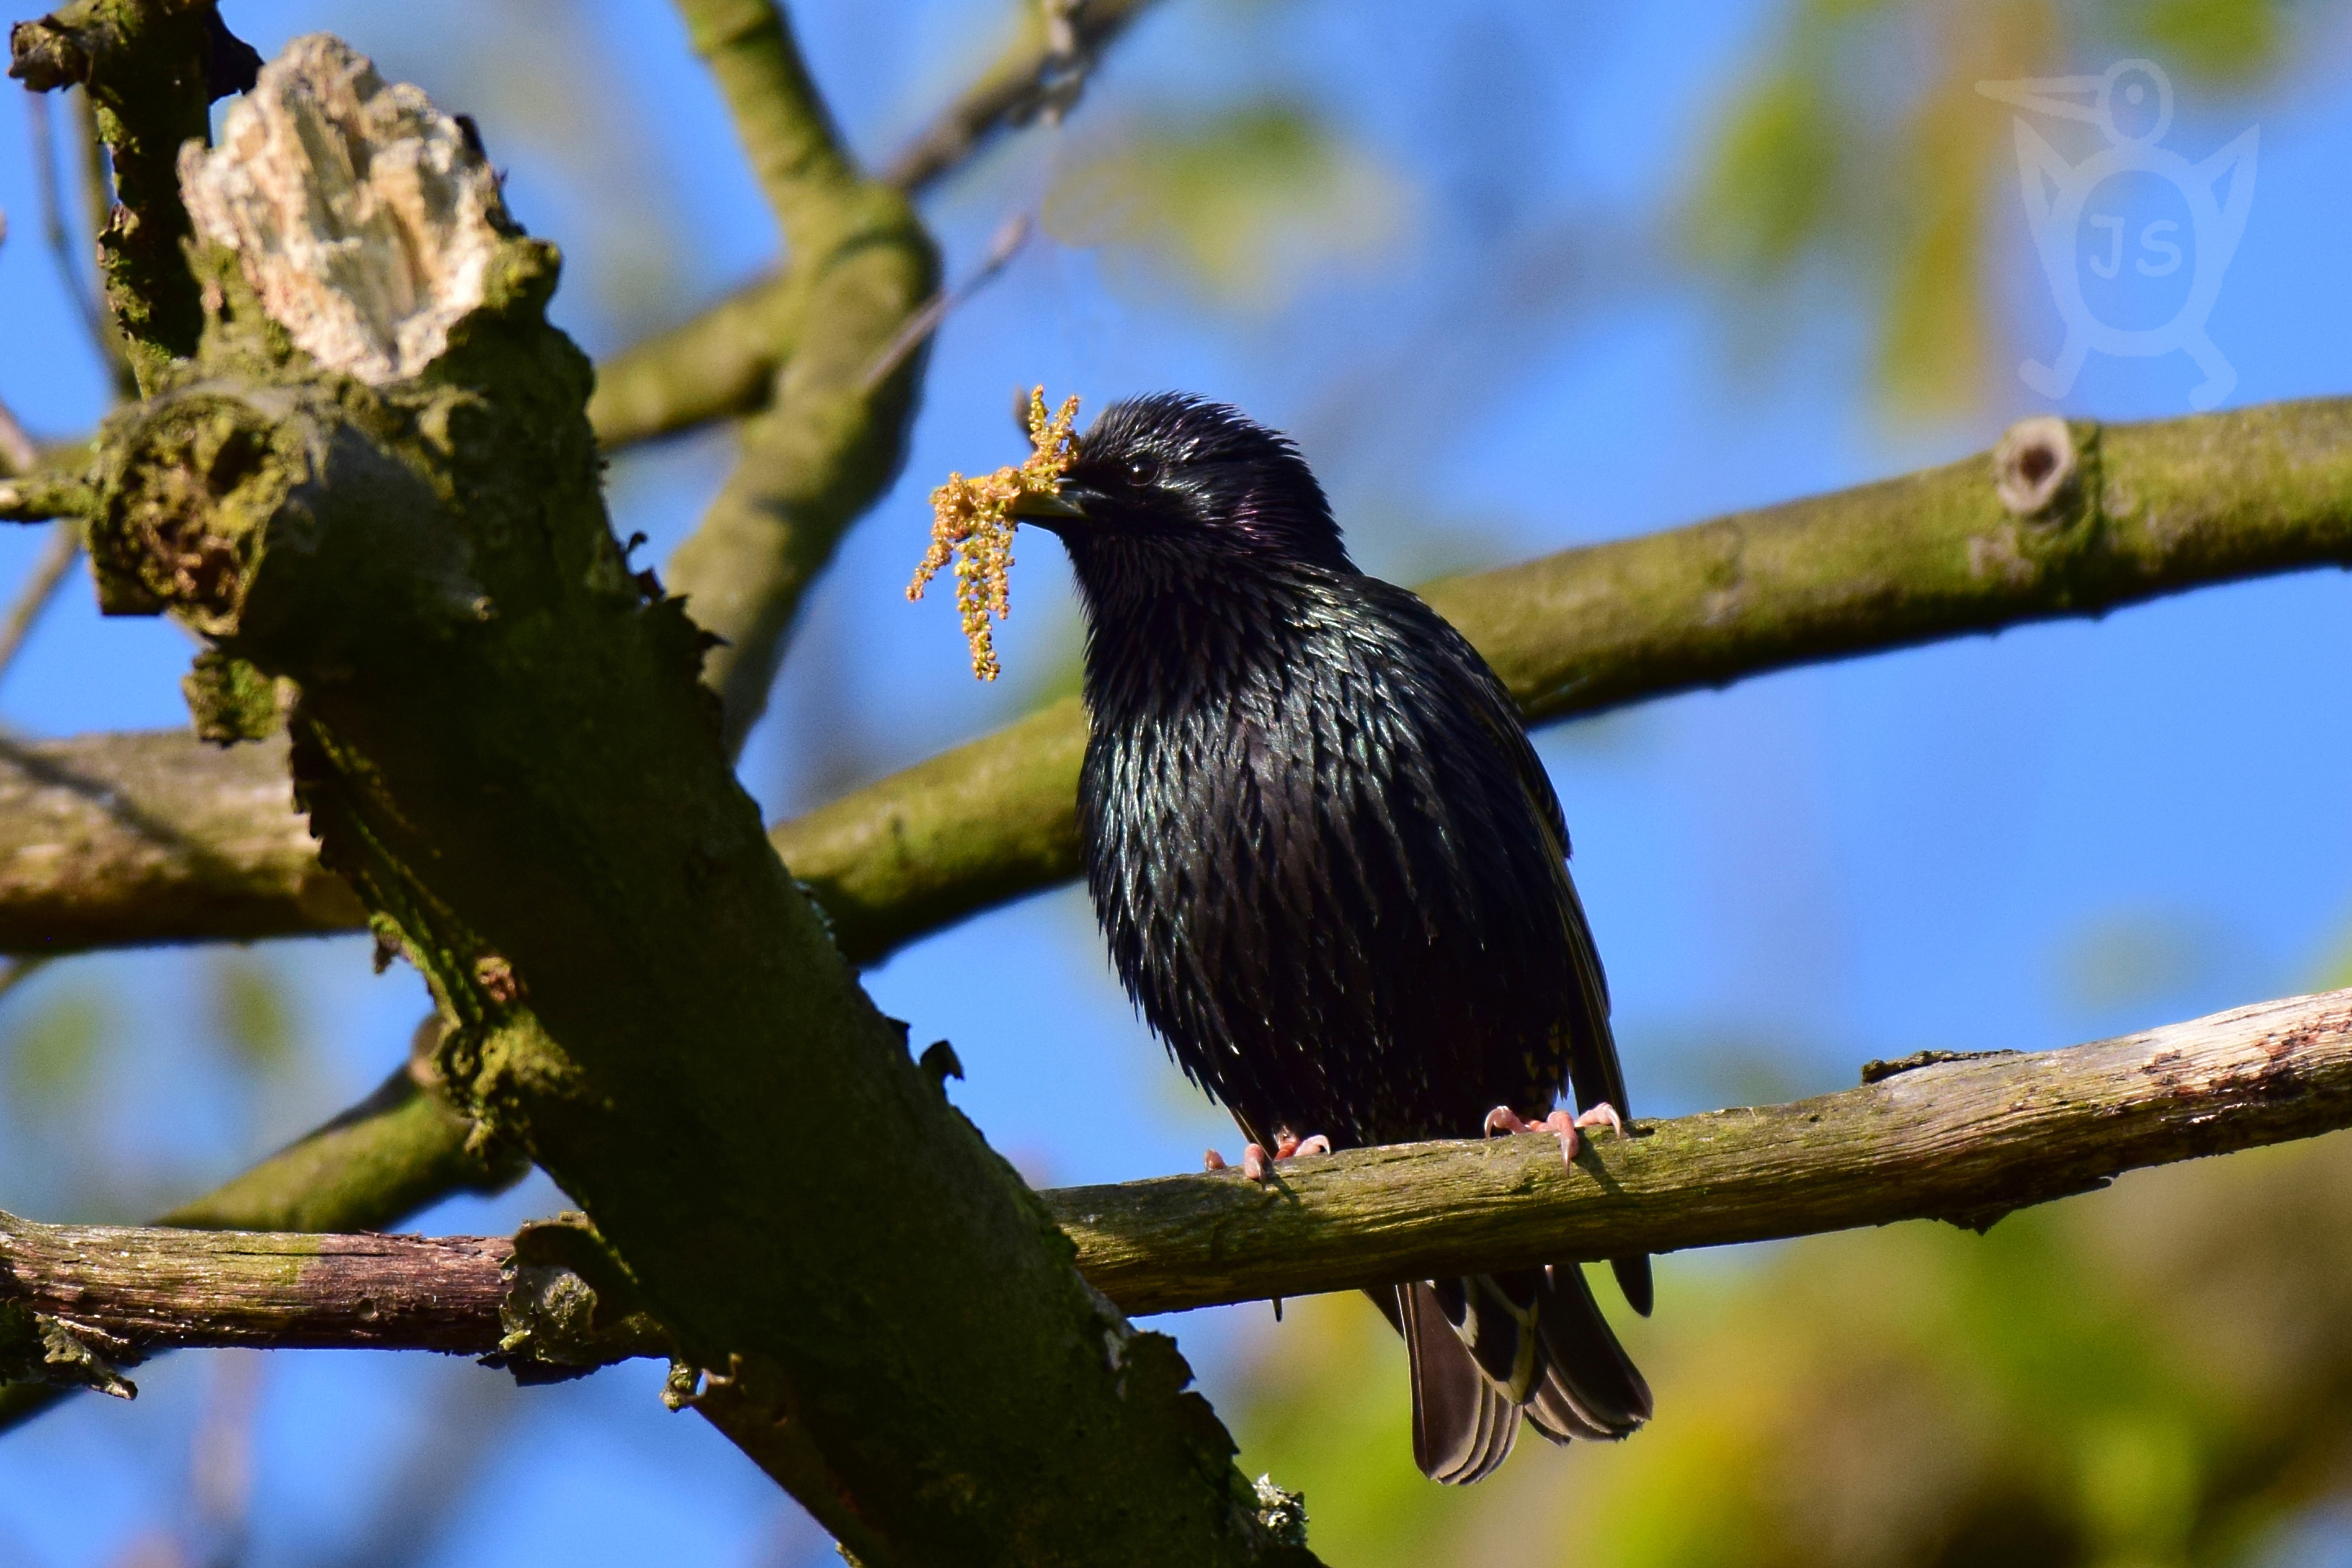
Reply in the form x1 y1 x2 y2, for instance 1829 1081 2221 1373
1391 592 1629 1117
1375 584 1655 1316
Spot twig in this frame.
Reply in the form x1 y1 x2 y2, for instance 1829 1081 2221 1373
0 523 83 689
24 92 118 384
860 211 1032 392
7 986 2349 1369
879 0 1160 194
0 401 37 479
0 470 97 523
586 0 1161 451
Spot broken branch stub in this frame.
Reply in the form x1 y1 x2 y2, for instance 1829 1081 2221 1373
177 33 510 385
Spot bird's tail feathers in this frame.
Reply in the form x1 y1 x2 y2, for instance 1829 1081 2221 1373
1399 1281 1519 1484
1395 1264 1650 1484
1525 1262 1652 1443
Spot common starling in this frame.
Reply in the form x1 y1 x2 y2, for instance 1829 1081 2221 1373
1012 393 1652 1482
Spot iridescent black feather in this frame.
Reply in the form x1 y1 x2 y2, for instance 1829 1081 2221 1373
1033 394 1651 1482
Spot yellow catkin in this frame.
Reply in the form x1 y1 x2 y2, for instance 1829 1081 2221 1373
907 386 1081 680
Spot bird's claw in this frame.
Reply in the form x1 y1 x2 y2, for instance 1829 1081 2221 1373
1206 1132 1332 1182
1573 1101 1624 1139
1485 1101 1624 1168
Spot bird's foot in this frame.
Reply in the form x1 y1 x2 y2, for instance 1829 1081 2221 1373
1204 1132 1332 1182
1484 1102 1624 1168
1203 1142 1276 1179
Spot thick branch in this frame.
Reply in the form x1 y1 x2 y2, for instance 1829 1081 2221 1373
0 1207 662 1397
0 729 360 951
2 1222 512 1358
19 399 2352 959
586 271 806 449
12 988 2349 1369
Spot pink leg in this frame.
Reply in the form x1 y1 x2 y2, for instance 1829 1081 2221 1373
1202 1143 1275 1179
1207 1131 1334 1182
1486 1102 1624 1169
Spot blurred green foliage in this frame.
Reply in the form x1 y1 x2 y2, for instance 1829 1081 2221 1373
1044 99 1410 310
2049 909 2224 1018
209 953 294 1074
1231 1131 2352 1567
1682 0 2287 415
4 986 106 1110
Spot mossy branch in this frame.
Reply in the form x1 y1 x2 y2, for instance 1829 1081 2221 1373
586 0 1162 451
659 0 937 752
7 0 258 390
0 1051 515 1431
9 987 2348 1377
779 399 2352 961
17 398 2352 960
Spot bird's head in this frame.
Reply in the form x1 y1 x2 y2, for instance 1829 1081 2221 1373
1010 394 1353 582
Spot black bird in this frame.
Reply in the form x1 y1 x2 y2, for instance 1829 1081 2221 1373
1011 393 1652 1482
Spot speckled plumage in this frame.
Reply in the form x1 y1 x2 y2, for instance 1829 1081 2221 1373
1033 394 1652 1482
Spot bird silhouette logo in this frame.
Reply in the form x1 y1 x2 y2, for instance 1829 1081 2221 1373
1978 59 2258 410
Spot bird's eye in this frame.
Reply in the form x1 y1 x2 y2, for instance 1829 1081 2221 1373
1125 456 1159 485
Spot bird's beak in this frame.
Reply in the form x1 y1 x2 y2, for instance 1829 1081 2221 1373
1008 483 1096 536
1008 487 1089 522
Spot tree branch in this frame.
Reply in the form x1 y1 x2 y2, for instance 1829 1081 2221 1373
0 729 362 951
585 270 807 449
0 1206 663 1400
777 400 2352 960
585 0 1162 451
16 400 2352 959
877 0 1158 193
11 988 2347 1378
658 0 935 753
0 466 97 522
7 0 255 391
0 1051 518 1429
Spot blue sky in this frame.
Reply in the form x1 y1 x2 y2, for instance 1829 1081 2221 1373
3 1 2351 1563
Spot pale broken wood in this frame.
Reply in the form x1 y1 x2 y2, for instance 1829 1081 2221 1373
8 987 2350 1377
177 34 507 385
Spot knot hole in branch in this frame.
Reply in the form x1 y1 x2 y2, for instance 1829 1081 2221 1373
1993 414 2080 520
